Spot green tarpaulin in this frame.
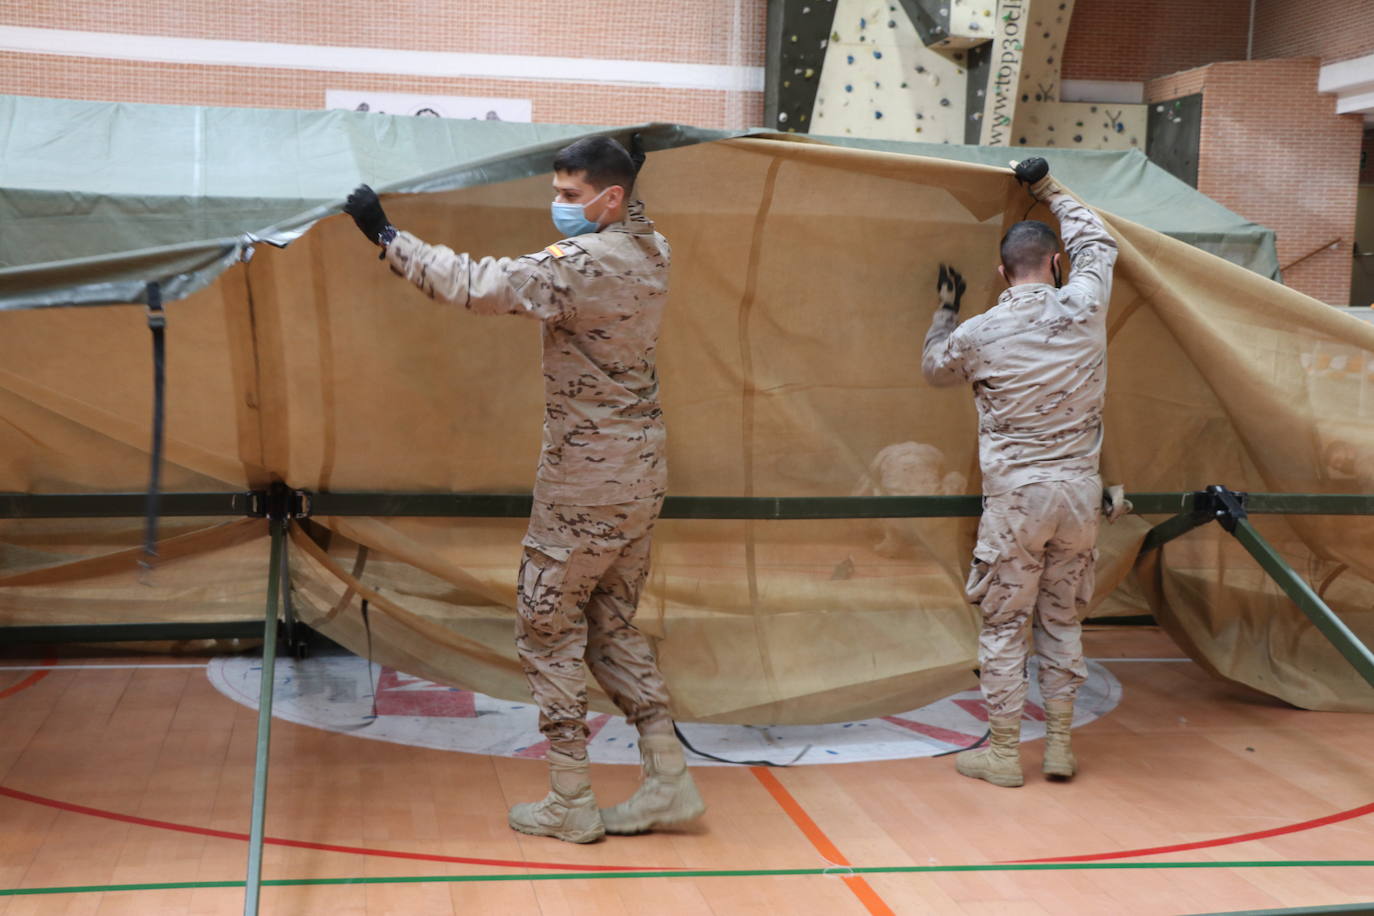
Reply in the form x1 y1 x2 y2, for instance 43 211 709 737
0 93 1279 309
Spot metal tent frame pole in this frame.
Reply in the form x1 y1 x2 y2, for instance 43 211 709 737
243 511 285 916
2 483 1372 913
1139 486 1374 688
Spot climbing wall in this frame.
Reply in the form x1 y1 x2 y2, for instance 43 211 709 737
766 0 841 134
1147 94 1203 186
976 0 1027 144
769 0 1147 150
1012 101 1147 149
1001 0 1146 149
810 0 971 143
899 0 999 49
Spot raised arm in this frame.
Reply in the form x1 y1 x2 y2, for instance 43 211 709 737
383 232 574 322
1013 159 1119 313
921 264 973 388
342 183 574 322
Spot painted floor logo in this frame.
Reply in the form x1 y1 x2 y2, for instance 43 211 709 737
208 654 1121 766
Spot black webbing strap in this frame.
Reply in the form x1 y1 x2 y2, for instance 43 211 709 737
141 282 166 571
360 598 379 721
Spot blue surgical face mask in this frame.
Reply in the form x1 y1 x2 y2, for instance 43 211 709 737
550 186 611 237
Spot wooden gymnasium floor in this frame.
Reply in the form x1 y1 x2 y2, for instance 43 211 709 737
1 627 1371 916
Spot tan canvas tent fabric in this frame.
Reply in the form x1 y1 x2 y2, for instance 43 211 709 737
2 125 1372 719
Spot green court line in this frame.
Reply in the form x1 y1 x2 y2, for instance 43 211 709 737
3 860 1372 898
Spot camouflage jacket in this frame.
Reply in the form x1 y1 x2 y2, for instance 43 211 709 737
385 200 670 505
921 193 1118 496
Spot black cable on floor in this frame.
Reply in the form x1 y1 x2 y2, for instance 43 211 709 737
673 723 810 767
932 730 990 757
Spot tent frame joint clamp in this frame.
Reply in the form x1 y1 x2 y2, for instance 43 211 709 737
1192 485 1248 533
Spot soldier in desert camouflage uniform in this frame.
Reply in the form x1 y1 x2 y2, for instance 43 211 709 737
922 157 1119 788
344 136 703 842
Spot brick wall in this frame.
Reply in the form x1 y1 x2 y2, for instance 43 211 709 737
3 0 768 69
0 53 758 128
0 0 767 129
1065 0 1373 85
1153 59 1362 305
1143 66 1208 103
1062 0 1249 83
1253 0 1374 65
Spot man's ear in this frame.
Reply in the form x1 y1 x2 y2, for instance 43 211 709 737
997 264 1009 286
599 184 626 222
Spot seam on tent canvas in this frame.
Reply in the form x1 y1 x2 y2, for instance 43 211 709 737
736 155 783 709
308 233 338 491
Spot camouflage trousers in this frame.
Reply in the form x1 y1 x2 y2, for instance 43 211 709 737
965 477 1101 719
515 496 673 760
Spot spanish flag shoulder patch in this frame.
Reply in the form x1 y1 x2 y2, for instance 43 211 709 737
545 244 566 258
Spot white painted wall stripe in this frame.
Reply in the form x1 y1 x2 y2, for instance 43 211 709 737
1319 52 1374 95
0 26 765 93
1319 52 1374 120
1060 80 1145 104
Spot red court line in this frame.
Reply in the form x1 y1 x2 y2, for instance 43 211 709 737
1011 801 1374 863
751 767 896 916
0 656 57 700
0 786 669 874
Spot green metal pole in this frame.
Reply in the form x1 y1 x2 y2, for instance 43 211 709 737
1138 510 1213 555
1230 516 1374 689
243 517 284 916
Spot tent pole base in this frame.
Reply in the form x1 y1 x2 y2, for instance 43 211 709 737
242 516 284 916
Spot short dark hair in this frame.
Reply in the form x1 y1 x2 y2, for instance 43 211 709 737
553 137 636 194
1000 220 1060 279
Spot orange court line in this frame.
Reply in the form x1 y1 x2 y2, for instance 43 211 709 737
0 655 56 699
751 766 896 916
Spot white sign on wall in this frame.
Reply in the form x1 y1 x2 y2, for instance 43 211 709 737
326 89 532 122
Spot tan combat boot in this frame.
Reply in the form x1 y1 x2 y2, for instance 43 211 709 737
1042 699 1077 778
954 716 1024 787
508 750 605 843
600 733 706 835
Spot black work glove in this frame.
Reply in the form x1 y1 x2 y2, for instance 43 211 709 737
627 132 646 175
937 263 966 312
1013 157 1049 186
343 184 395 246
1011 157 1063 201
